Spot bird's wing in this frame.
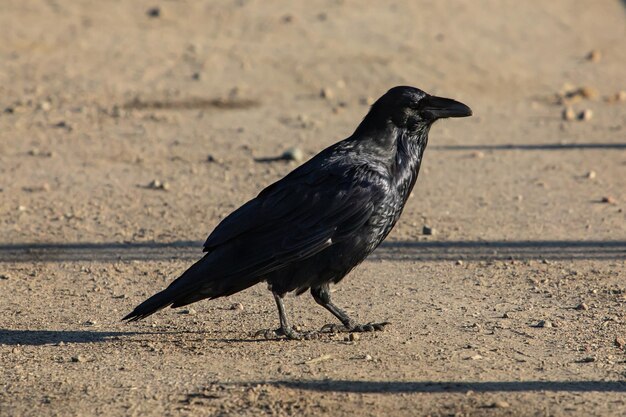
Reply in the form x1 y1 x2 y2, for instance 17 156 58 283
202 165 384 279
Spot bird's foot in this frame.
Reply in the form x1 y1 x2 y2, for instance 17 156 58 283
253 326 320 340
320 321 390 333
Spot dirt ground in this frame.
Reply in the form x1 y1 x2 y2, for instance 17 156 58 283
1 1 625 416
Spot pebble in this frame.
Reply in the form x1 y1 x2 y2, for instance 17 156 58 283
180 308 196 315
146 7 161 17
281 147 304 162
360 97 375 106
229 302 244 311
147 179 170 191
364 354 373 361
455 260 464 266
562 107 576 121
579 356 595 363
575 303 589 311
320 88 334 100
578 109 593 121
0 274 10 280
490 401 510 409
579 87 598 100
84 320 97 326
586 170 596 179
71 355 86 363
586 50 602 62
502 312 510 318
615 337 625 349
613 91 626 102
422 225 435 236
349 333 360 342
28 149 53 157
470 150 485 159
601 196 616 204
536 320 553 328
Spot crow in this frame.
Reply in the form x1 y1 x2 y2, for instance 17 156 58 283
123 86 471 339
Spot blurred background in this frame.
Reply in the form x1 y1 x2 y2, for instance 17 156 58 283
1 0 624 247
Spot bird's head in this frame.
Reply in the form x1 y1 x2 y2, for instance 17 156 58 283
358 86 472 134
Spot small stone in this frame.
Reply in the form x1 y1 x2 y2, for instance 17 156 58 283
605 91 626 103
586 50 602 62
146 7 160 17
147 179 169 191
470 150 485 159
490 401 510 409
281 147 304 162
455 260 464 266
364 354 373 361
84 320 97 326
281 14 294 23
40 101 51 112
206 154 218 163
579 356 595 363
360 96 375 106
536 320 553 328
578 109 593 121
71 355 86 363
470 354 483 360
0 274 10 280
320 88 334 100
422 225 435 235
502 312 510 319
579 87 598 100
586 171 596 179
601 196 616 204
575 303 589 311
18 205 27 212
615 337 625 349
562 107 576 121
229 302 244 311
349 333 360 342
180 308 196 315
12 347 19 354
54 121 70 129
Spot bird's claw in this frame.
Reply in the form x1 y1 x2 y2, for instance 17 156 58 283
320 321 390 333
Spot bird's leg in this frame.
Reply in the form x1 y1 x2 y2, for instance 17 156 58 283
312 285 390 333
254 292 317 340
272 292 302 339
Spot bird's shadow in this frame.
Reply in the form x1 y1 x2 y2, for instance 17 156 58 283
0 329 144 346
197 379 626 395
0 328 294 346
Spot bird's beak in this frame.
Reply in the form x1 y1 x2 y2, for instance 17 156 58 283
421 95 472 119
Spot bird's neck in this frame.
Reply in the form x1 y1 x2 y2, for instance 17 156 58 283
392 126 430 200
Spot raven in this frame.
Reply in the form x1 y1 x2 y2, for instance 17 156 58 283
123 86 471 339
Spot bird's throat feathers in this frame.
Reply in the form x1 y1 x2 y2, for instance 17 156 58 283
392 125 430 197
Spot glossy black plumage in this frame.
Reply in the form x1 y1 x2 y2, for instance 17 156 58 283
123 86 471 338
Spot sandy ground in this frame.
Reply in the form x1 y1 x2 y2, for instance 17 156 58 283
1 1 626 416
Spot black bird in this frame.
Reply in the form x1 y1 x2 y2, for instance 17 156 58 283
123 86 471 339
